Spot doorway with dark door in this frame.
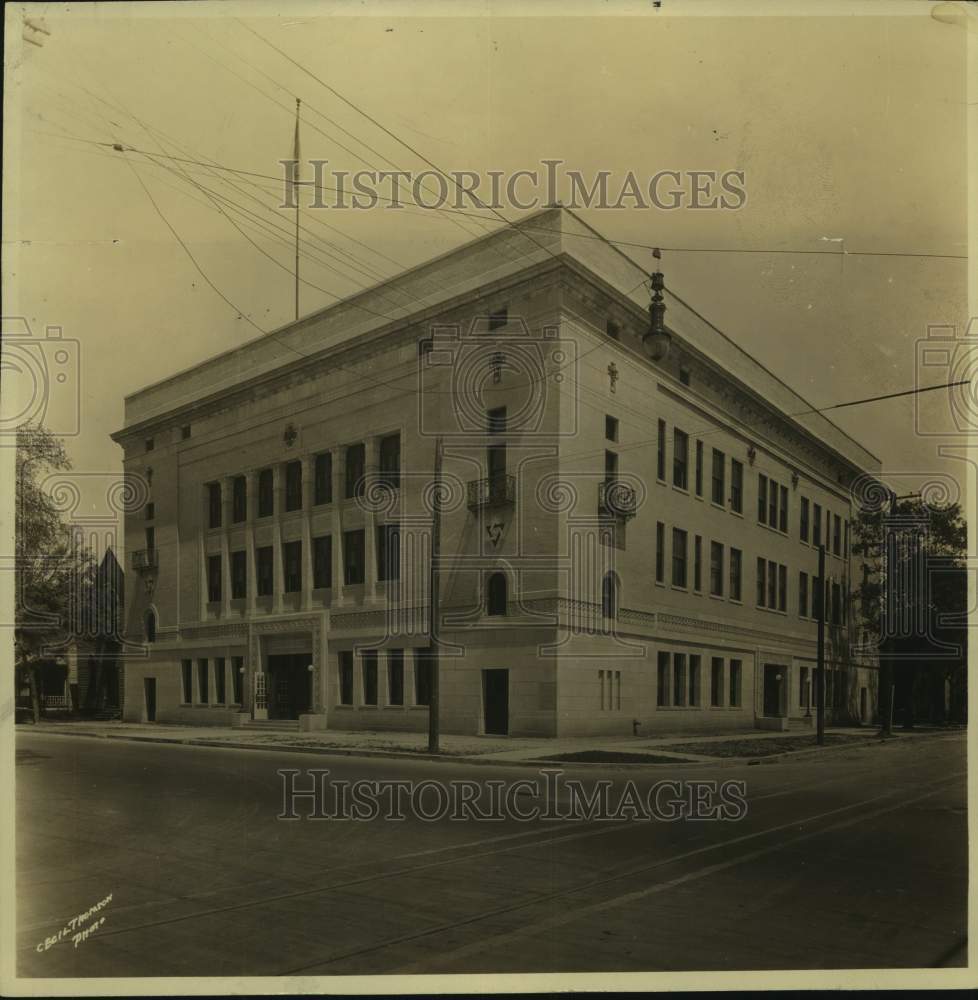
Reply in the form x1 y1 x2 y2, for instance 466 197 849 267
143 677 156 722
483 669 509 735
763 664 786 717
266 653 313 719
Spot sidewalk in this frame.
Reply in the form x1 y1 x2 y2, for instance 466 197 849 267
19 718 960 766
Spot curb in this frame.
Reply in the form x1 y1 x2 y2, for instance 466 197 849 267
21 726 963 769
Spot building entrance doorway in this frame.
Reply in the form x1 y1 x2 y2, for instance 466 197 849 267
763 664 786 717
266 654 312 720
143 678 156 722
483 669 509 735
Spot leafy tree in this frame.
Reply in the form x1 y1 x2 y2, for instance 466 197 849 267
851 495 967 726
15 423 93 722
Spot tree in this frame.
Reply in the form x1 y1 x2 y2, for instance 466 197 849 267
851 495 967 727
15 423 93 722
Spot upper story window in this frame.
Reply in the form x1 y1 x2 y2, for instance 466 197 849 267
832 514 842 556
285 460 303 512
231 475 247 523
282 540 302 593
345 444 365 499
605 415 619 443
145 438 154 452
207 483 222 530
487 406 507 437
181 425 191 440
606 319 621 341
343 529 365 585
800 496 810 541
256 546 274 596
488 306 508 331
671 528 688 588
314 452 333 505
656 420 666 481
679 367 691 386
758 474 787 532
379 433 401 489
376 523 400 582
145 502 155 521
487 571 508 616
145 526 155 552
258 468 274 518
730 460 744 513
144 609 156 643
711 449 725 506
710 541 724 596
695 441 703 497
207 554 222 603
604 449 618 484
813 502 823 547
673 429 689 490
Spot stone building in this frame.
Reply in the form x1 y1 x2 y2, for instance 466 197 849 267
112 206 879 736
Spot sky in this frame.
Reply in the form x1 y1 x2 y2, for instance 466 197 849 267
3 1 971 519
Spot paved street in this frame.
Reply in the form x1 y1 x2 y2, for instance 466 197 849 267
16 729 967 977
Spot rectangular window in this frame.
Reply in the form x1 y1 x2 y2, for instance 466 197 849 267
345 444 365 499
146 502 155 521
606 319 620 341
694 535 702 592
729 548 742 602
730 460 743 513
145 437 154 452
181 660 193 703
799 571 809 618
655 522 665 583
800 666 809 709
778 564 787 612
415 650 432 706
689 655 701 707
657 651 670 707
779 485 789 533
314 452 333 505
256 546 273 597
673 429 689 490
813 502 822 547
813 573 824 620
758 474 768 523
768 480 778 527
339 652 354 705
487 406 507 436
197 658 209 704
844 519 850 558
362 651 378 706
729 659 742 707
657 420 666 480
285 461 303 512
258 468 274 518
800 497 810 542
283 540 302 593
388 649 404 706
379 433 401 489
207 554 222 603
756 557 766 607
181 425 191 440
711 657 724 707
343 529 365 586
671 528 688 588
232 476 247 523
231 657 243 704
767 559 777 609
710 541 723 596
208 483 222 529
313 535 332 589
604 449 618 484
711 449 725 506
605 415 619 442
599 670 606 711
833 514 842 556
376 523 400 582
672 653 686 707
214 657 226 705
832 581 842 625
695 441 704 497
145 526 155 553
231 550 247 600
488 306 508 330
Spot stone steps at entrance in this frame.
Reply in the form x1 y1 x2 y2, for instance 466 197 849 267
240 720 301 732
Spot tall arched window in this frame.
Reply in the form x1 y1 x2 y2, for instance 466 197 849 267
602 572 619 619
144 609 157 643
486 572 508 616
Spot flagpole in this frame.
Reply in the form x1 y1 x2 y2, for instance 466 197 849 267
294 97 301 322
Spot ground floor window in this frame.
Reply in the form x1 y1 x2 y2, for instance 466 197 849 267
729 659 743 707
711 657 724 707
338 652 354 705
688 655 701 706
656 651 670 706
214 657 226 704
362 651 378 705
599 669 622 711
197 658 209 704
388 649 404 705
181 659 192 704
231 657 243 704
672 653 686 707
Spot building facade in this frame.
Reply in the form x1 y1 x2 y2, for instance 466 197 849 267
112 207 880 736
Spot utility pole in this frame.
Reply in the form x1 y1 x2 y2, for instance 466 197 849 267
816 543 826 746
427 436 443 754
293 97 301 322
